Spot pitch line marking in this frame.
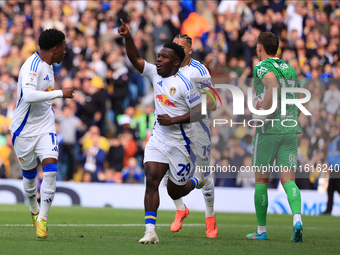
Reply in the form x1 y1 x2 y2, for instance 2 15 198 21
0 224 338 230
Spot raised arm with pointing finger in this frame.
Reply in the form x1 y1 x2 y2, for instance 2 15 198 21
118 19 145 73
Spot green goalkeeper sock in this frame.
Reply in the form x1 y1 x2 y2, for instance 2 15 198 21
283 180 301 215
254 182 268 226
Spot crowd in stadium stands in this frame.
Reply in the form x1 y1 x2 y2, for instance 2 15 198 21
0 0 340 190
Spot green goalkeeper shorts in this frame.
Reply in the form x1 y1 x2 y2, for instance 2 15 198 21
252 133 298 170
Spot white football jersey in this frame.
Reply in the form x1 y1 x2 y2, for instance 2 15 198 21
179 58 212 140
142 61 201 145
10 52 61 142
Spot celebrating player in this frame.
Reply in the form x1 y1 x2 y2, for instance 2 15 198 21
246 32 303 242
159 34 217 238
118 20 205 244
9 29 74 239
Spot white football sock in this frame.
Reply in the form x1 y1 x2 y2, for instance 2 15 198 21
202 174 215 217
37 171 57 222
293 213 302 226
173 198 186 211
258 225 266 234
146 223 155 231
23 177 40 214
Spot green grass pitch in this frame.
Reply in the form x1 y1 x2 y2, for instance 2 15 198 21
0 204 339 255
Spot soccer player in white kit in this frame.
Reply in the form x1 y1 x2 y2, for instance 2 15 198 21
118 20 205 244
9 29 74 239
165 34 218 238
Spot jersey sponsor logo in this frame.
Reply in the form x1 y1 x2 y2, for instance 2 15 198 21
157 81 162 87
170 87 176 96
155 94 176 107
44 86 53 92
43 75 49 80
280 63 289 69
52 146 58 152
189 91 200 104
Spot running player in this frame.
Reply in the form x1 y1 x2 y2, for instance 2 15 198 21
162 34 217 238
9 29 74 239
246 32 303 242
118 20 205 244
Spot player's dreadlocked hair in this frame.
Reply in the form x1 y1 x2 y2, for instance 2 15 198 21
38 29 65 50
174 34 192 47
163 42 185 64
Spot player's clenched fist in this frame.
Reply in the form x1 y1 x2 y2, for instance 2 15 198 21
118 19 131 38
157 114 174 126
62 87 75 98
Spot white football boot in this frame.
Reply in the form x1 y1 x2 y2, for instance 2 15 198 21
139 229 159 244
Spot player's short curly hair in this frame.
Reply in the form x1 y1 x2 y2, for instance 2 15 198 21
163 42 185 64
257 32 279 56
38 29 65 50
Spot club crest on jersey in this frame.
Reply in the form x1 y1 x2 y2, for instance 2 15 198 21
170 87 176 96
19 157 24 163
155 94 176 107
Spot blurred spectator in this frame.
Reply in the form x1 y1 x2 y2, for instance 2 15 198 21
227 29 243 59
122 157 143 184
107 135 124 173
152 13 171 57
323 82 340 115
79 76 107 133
81 134 106 182
286 1 305 38
89 51 107 79
103 168 123 184
324 125 340 214
134 104 154 140
121 129 138 168
324 0 340 17
57 103 86 181
180 12 210 44
80 125 110 153
0 133 13 177
236 155 255 188
0 123 9 147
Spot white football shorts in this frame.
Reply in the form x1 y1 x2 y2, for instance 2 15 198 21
144 135 197 186
12 132 59 170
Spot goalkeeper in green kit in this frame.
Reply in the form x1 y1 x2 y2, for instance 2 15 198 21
246 32 303 242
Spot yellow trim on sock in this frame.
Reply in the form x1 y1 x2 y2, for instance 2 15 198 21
145 216 157 220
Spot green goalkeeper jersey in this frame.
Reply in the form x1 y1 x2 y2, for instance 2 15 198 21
253 58 301 134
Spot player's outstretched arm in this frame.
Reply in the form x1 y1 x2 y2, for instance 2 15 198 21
157 104 204 126
23 86 74 103
118 19 144 73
